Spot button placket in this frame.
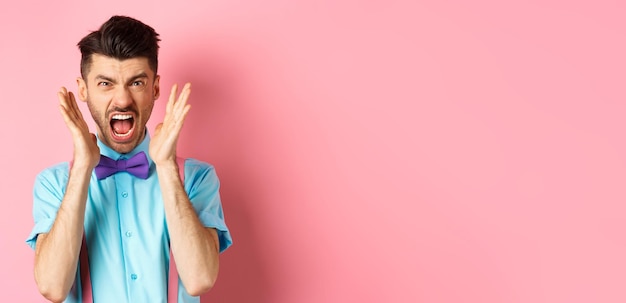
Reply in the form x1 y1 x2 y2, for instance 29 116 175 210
115 173 139 291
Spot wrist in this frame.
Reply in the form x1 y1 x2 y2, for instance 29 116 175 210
154 158 178 170
69 161 95 179
71 156 98 169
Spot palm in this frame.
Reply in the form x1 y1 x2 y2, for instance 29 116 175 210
58 87 100 169
149 83 192 165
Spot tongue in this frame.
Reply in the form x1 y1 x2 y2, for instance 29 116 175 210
112 120 132 134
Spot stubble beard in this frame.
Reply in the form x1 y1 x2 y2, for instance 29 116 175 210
87 101 147 155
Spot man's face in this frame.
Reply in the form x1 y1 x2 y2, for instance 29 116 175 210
78 54 160 154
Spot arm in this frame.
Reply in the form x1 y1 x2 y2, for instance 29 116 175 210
35 163 91 302
157 161 220 296
150 83 220 296
34 88 100 302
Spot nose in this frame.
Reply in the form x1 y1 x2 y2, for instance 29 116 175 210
113 86 133 108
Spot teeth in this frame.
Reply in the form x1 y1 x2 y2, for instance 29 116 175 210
112 114 133 120
114 129 133 137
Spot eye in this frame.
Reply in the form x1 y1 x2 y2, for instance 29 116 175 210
98 81 111 86
131 80 145 86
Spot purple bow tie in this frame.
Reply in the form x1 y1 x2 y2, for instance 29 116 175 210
95 151 150 180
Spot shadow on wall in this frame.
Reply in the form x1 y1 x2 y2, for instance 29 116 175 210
167 37 274 302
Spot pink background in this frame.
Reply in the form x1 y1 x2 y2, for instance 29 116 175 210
1 0 626 302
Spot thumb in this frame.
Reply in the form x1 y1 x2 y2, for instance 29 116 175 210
90 133 97 143
154 123 164 136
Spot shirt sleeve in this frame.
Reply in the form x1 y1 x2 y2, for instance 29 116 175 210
183 159 233 253
25 163 69 250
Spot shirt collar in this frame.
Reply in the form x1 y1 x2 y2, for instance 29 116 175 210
97 131 152 164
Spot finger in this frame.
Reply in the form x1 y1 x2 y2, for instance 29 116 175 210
179 83 192 105
173 84 191 117
178 83 191 103
159 103 188 140
58 92 68 109
58 88 70 107
167 84 178 114
58 91 73 119
180 104 191 126
58 88 89 134
64 92 79 121
179 83 191 102
66 98 81 123
68 91 84 120
59 104 71 125
171 104 191 134
58 89 80 122
59 105 80 135
58 87 68 104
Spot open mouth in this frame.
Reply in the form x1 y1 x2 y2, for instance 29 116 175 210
110 114 136 141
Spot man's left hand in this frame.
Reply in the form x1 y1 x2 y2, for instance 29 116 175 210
149 83 192 166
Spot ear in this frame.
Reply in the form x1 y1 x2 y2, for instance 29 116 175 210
76 77 88 101
153 75 161 100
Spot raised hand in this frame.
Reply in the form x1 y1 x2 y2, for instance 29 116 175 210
58 87 100 170
149 83 192 166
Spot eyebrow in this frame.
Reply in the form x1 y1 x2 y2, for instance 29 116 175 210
94 72 149 85
127 72 149 84
94 74 116 84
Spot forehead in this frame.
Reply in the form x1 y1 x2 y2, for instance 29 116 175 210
87 54 153 80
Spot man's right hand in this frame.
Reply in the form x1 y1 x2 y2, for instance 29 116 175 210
58 87 100 170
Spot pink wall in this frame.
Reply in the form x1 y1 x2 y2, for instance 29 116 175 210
2 0 626 302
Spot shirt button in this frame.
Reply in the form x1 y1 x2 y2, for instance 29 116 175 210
125 231 132 237
131 274 138 280
122 192 128 198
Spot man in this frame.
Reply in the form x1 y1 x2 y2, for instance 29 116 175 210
26 15 232 302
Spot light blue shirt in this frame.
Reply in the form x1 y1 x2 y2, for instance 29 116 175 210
26 134 232 302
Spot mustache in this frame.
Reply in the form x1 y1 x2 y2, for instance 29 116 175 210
107 107 138 116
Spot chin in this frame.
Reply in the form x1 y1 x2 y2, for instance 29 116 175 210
113 144 137 154
103 135 142 154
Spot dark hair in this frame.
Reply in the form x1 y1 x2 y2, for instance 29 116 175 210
77 15 160 79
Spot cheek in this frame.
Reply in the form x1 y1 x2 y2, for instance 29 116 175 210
86 98 108 115
146 101 155 116
85 102 107 128
86 90 112 106
137 98 155 119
